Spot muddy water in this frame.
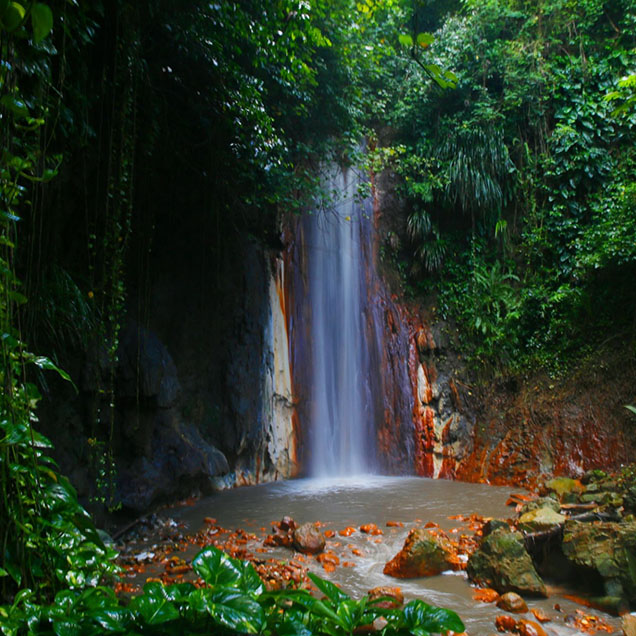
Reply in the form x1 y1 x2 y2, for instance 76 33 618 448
165 476 620 635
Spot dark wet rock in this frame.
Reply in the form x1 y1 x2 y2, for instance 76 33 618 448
519 497 560 516
518 507 566 533
581 469 607 485
495 591 528 613
265 517 297 548
467 528 547 597
383 528 458 578
293 522 325 554
562 520 636 606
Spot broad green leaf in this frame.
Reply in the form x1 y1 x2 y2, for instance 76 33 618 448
130 585 179 625
1 1 25 31
307 572 350 603
189 588 264 633
416 32 434 47
403 600 464 633
626 405 636 416
30 2 52 42
91 608 130 632
52 620 82 636
192 546 242 586
398 33 413 47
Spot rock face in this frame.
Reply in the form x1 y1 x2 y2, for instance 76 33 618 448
467 528 547 597
383 528 458 578
562 520 636 606
292 522 326 554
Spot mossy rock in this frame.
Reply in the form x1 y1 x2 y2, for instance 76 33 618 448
467 528 546 597
518 507 566 533
545 477 585 499
519 496 560 516
562 520 636 604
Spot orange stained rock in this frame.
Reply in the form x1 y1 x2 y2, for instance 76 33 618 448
351 548 364 556
360 523 383 535
530 608 550 623
386 520 404 527
342 561 355 567
495 614 517 632
324 529 336 538
515 619 548 636
339 526 357 537
203 517 217 525
424 521 439 528
473 588 500 603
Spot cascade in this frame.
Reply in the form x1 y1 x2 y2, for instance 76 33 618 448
299 164 382 477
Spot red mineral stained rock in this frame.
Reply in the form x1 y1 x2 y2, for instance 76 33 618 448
360 523 383 535
339 526 357 537
495 614 517 632
203 517 217 525
515 619 548 636
324 529 336 538
368 586 404 609
383 528 458 578
473 588 500 603
386 520 404 527
530 608 550 623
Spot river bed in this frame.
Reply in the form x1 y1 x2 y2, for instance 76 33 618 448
124 476 621 635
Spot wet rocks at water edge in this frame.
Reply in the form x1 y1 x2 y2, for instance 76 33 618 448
383 527 460 578
495 591 528 613
293 522 326 554
264 516 326 555
467 528 547 597
561 520 636 612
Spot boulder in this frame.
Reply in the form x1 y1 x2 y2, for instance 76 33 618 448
518 507 566 533
467 528 547 597
515 619 548 636
496 591 528 613
383 528 458 578
544 477 584 500
293 522 326 554
519 497 560 516
562 520 636 606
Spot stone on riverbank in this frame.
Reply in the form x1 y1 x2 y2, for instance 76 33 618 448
293 522 326 554
383 528 458 578
518 507 566 533
561 520 636 608
467 528 547 597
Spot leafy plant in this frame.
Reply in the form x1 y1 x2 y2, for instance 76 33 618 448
0 546 465 635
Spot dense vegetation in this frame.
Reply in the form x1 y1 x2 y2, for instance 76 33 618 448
383 0 636 374
1 0 634 632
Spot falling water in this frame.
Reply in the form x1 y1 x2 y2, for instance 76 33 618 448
303 164 379 477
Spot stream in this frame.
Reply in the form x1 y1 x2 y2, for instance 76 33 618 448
127 476 621 635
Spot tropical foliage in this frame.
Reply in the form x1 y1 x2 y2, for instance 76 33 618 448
384 0 636 373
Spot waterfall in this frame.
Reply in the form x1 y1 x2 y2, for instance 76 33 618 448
301 164 380 477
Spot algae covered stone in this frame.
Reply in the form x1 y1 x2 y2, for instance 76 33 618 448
518 507 566 533
467 528 546 597
562 520 636 605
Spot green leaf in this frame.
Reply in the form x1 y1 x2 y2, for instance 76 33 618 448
130 583 179 625
416 32 434 47
1 1 25 31
91 608 130 633
403 600 465 633
307 572 350 603
626 405 636 416
189 588 264 634
192 546 242 587
398 33 413 47
0 94 29 117
30 2 52 42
